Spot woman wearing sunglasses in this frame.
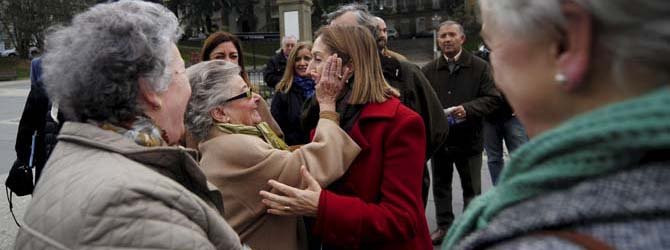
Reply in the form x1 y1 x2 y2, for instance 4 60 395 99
184 59 360 250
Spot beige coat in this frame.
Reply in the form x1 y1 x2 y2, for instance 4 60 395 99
258 97 284 138
199 118 360 250
15 122 245 250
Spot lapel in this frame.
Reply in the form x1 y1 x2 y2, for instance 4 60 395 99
436 50 473 74
348 97 401 151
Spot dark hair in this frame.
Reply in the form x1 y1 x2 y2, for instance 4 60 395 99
200 31 250 84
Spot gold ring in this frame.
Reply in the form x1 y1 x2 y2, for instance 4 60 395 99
336 74 343 80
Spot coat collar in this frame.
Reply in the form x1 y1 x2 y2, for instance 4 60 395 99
57 122 225 214
357 96 401 120
348 97 402 149
436 49 474 71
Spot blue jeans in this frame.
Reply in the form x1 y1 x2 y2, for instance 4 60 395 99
483 116 529 184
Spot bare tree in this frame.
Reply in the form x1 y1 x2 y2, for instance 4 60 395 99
0 0 94 58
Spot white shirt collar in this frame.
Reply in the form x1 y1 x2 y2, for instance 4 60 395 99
443 48 463 62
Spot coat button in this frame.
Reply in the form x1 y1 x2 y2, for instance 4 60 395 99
448 91 452 94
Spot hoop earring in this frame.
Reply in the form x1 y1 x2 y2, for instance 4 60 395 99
554 72 567 85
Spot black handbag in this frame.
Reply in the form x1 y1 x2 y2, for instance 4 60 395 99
5 159 34 196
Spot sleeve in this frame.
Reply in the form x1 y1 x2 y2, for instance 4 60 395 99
263 55 282 89
270 93 288 135
462 63 501 118
257 97 284 138
80 186 244 250
314 110 427 246
209 119 360 189
15 63 49 164
300 96 320 136
410 64 448 158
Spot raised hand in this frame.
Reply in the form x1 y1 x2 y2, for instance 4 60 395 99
315 54 352 112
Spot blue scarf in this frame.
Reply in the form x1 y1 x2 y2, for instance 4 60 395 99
293 75 315 98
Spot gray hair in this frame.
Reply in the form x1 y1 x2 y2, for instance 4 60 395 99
281 35 297 46
437 20 465 36
185 60 241 141
326 3 380 40
42 0 182 123
479 0 670 84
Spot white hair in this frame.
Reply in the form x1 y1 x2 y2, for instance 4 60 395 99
327 3 380 39
479 0 670 83
185 60 241 141
281 35 297 46
437 20 465 36
42 0 182 123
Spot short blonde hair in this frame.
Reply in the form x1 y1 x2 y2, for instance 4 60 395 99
316 25 399 104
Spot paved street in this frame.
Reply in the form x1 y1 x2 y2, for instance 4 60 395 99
0 40 498 248
0 79 31 249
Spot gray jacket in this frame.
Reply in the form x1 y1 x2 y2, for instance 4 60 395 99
456 163 670 250
15 122 245 250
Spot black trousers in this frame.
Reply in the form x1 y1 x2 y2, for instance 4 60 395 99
431 150 482 228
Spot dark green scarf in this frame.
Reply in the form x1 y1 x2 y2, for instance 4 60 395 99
443 87 670 249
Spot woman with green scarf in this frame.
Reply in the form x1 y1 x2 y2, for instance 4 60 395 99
184 59 360 250
443 0 670 249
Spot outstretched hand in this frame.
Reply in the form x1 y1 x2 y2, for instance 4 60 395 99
260 165 322 217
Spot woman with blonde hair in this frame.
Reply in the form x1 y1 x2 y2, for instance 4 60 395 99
184 59 360 250
271 41 314 145
260 25 432 249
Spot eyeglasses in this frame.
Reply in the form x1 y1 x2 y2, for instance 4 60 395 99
224 89 253 103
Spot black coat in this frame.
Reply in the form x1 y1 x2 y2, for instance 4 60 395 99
271 86 311 146
263 52 287 89
422 50 501 155
15 58 64 183
380 55 449 159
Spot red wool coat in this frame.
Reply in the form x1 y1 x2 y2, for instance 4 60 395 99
313 97 432 250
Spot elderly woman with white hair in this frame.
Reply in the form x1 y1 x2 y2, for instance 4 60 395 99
184 59 360 250
14 1 245 249
443 0 670 249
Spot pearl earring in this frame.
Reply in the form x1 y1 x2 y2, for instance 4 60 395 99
554 72 567 85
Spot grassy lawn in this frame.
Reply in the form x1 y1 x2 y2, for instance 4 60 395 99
0 57 31 81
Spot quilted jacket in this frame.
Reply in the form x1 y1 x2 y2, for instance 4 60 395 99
14 122 245 250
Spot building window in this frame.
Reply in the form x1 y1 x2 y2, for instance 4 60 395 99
432 0 440 9
416 0 423 10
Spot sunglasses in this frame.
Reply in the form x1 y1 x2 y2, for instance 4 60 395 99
224 89 253 103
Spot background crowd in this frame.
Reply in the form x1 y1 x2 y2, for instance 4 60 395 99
7 0 669 249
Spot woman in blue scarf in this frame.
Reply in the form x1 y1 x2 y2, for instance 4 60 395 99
271 42 316 146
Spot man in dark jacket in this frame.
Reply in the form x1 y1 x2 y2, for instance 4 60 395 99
325 4 449 205
475 44 529 185
263 35 297 89
421 20 501 245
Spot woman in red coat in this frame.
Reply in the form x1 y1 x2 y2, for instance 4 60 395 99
260 25 432 250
